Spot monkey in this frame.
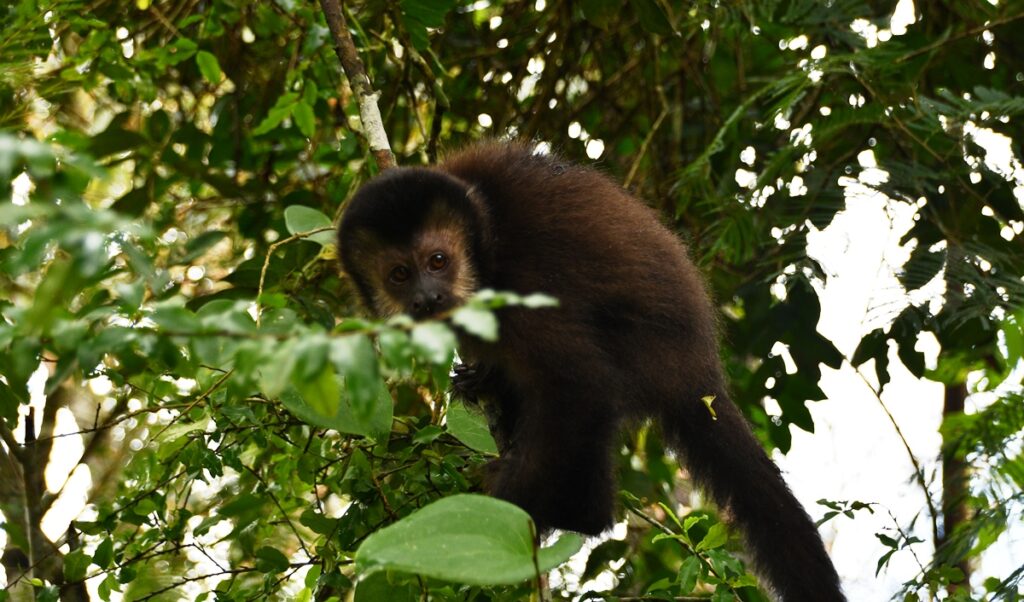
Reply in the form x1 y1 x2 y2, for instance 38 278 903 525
337 140 844 601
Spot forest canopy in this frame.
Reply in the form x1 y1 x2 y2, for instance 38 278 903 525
1 0 1023 601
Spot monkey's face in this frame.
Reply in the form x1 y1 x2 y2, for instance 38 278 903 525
356 223 478 320
337 168 487 320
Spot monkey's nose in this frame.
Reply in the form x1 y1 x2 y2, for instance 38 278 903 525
411 292 446 318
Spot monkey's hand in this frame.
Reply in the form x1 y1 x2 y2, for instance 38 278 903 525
451 363 491 404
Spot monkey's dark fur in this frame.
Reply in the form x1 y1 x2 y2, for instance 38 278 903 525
338 141 844 601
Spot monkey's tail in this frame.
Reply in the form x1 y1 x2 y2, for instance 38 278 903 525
661 394 845 602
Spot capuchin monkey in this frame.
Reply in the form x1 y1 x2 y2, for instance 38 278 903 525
337 141 844 601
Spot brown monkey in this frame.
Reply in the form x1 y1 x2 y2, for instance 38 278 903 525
337 141 844 601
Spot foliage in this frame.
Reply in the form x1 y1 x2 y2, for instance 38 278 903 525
1 0 1023 600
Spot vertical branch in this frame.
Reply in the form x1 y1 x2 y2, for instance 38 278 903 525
937 242 971 590
319 0 396 170
939 382 971 591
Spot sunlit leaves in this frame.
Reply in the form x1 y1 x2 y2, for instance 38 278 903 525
4 0 1023 598
450 306 498 341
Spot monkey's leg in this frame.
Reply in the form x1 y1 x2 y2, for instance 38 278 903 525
487 377 620 536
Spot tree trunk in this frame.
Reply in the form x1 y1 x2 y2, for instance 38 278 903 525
939 382 971 592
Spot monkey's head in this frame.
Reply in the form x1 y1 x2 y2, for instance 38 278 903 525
337 168 492 320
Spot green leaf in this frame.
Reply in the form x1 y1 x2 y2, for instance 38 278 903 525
150 303 201 333
64 549 90 582
695 523 728 551
252 92 299 136
195 51 222 84
300 508 339 535
217 493 263 518
283 205 335 246
413 424 444 444
93 538 114 569
410 322 456 365
293 101 316 138
446 401 497 453
633 0 672 35
520 293 558 308
581 0 621 28
0 381 22 424
293 363 341 419
162 38 198 66
356 494 582 585
280 378 392 438
330 334 380 419
451 306 498 342
255 546 291 573
400 0 457 50
851 328 886 366
379 328 414 374
677 555 700 593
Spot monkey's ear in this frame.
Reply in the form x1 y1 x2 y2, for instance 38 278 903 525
337 226 387 308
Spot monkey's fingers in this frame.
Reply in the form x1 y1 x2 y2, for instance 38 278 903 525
450 363 483 403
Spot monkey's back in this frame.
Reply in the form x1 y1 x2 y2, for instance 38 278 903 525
441 142 721 411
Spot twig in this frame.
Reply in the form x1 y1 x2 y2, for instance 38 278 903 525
848 360 941 545
624 105 670 190
319 0 396 170
240 463 312 558
148 369 233 443
255 226 334 326
895 12 1024 64
0 421 23 461
135 567 255 601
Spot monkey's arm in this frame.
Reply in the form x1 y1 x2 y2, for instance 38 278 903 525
478 315 625 535
485 366 621 536
451 362 522 454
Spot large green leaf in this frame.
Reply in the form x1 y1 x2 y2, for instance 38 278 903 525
356 494 582 585
446 401 497 454
284 205 335 246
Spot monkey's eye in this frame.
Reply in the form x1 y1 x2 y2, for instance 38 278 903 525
388 265 411 284
427 252 448 271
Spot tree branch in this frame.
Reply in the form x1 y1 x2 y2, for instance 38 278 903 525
319 0 396 170
0 421 23 462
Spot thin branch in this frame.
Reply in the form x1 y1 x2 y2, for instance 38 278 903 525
0 421 24 462
319 0 396 170
256 226 334 326
134 567 256 601
240 463 312 558
30 399 182 445
148 369 233 443
848 359 941 545
895 11 1024 64
624 105 670 190
624 504 734 593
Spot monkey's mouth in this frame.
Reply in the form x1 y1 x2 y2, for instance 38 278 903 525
407 299 453 320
